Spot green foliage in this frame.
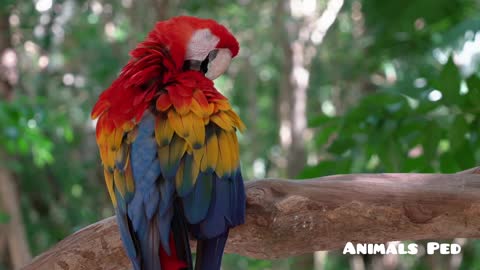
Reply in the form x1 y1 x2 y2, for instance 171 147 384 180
1 0 479 269
0 212 10 224
305 58 480 176
0 95 74 167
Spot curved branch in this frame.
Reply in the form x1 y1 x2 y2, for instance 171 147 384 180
23 168 480 270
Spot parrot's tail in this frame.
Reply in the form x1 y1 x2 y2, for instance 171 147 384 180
195 231 229 270
159 200 193 270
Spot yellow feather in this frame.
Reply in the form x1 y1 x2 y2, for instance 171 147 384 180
190 98 210 118
190 155 200 185
98 129 109 144
103 168 117 206
201 131 218 172
181 112 193 140
122 121 135 132
168 135 187 169
211 112 234 131
207 103 215 115
105 147 115 168
217 130 233 174
126 127 138 144
158 135 188 172
155 115 174 146
193 146 205 172
157 144 169 169
175 159 185 190
99 144 108 165
219 111 236 130
189 113 205 149
227 131 240 168
168 110 184 137
225 110 246 132
216 99 231 111
168 109 192 139
111 128 124 150
114 144 128 170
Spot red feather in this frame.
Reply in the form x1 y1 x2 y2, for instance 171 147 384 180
159 234 187 270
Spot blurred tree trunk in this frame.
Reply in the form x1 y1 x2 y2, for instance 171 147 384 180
151 0 184 21
276 0 307 179
0 5 15 100
276 0 344 268
276 0 313 267
245 55 260 164
0 6 32 269
0 167 32 269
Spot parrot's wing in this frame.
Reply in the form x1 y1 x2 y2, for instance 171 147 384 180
97 120 142 269
154 95 246 270
154 95 246 239
100 112 190 270
96 79 246 270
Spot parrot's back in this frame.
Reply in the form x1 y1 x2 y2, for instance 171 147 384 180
91 16 245 270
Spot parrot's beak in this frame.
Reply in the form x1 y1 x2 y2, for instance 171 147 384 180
205 49 232 80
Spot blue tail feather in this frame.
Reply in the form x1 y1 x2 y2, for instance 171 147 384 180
183 173 213 224
115 208 141 270
195 232 229 270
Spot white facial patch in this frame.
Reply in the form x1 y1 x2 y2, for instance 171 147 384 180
185 29 220 61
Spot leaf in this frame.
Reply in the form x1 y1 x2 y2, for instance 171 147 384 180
464 75 480 109
308 114 337 128
439 152 461 173
298 159 352 179
403 156 429 172
0 212 10 224
452 142 476 169
422 121 442 161
314 120 340 148
328 137 354 155
433 55 462 105
448 115 468 151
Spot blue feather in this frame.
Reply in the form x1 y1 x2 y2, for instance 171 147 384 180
131 113 158 183
127 191 144 230
177 154 195 196
156 207 173 255
182 173 212 224
138 211 161 270
114 186 127 213
193 176 229 239
128 112 190 270
115 208 140 270
195 232 229 270
158 177 175 215
139 161 162 191
233 169 246 225
144 186 160 219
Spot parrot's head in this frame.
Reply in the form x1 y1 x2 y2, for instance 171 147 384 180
146 16 239 80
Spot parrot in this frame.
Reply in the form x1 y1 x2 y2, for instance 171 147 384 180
91 16 246 270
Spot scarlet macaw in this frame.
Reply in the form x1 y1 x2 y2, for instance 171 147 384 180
91 16 245 270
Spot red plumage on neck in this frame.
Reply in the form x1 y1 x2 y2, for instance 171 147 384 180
91 16 237 135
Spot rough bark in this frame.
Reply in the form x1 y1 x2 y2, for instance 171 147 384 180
23 168 480 270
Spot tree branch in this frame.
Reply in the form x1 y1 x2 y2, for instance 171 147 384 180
23 168 480 270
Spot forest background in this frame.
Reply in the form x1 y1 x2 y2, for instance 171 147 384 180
1 0 480 269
